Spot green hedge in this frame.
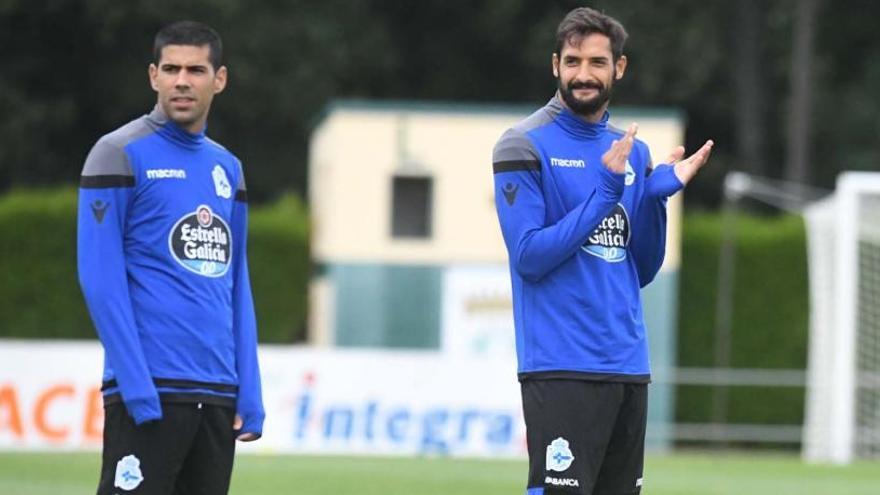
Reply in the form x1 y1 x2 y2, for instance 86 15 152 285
248 194 310 343
0 188 89 339
675 212 809 431
0 189 812 430
0 188 309 343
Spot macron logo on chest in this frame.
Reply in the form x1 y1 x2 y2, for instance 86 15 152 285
146 168 187 180
550 157 586 168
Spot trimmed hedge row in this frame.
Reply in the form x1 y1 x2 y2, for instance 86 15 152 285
0 188 90 339
0 188 309 343
0 189 811 430
675 212 809 429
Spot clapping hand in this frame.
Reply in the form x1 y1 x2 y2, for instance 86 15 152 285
665 140 714 185
601 123 638 174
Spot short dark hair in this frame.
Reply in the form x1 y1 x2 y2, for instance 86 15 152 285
153 21 223 69
554 7 628 61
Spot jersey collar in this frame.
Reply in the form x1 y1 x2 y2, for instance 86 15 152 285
550 95 610 140
147 105 207 150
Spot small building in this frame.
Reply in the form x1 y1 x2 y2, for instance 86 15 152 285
308 99 686 448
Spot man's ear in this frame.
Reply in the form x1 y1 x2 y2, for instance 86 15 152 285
615 55 628 80
213 66 228 94
149 64 159 91
551 53 560 78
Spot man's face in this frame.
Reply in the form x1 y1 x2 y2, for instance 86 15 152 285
149 44 227 133
552 33 627 119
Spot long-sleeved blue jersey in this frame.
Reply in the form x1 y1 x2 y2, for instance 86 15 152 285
77 106 264 436
493 97 683 382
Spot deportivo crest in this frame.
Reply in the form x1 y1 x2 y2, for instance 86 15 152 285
114 455 143 491
625 160 635 186
169 205 232 277
582 203 630 262
546 437 575 472
212 164 232 199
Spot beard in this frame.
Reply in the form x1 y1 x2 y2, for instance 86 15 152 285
558 76 613 117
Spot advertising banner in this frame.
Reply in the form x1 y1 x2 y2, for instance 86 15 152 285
0 342 526 457
441 265 516 359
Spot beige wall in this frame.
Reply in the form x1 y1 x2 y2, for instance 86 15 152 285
309 104 684 271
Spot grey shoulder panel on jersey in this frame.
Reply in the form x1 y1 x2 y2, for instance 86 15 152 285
80 114 157 188
234 158 248 202
513 96 562 135
493 128 540 173
492 97 561 174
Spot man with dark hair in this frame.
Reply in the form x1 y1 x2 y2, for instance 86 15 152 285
78 20 263 494
493 7 713 495
154 20 224 71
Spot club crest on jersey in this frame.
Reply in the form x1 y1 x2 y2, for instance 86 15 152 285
546 437 575 472
212 164 232 199
625 160 635 186
114 454 143 491
582 203 630 262
169 205 232 277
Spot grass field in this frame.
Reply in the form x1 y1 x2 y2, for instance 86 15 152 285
1 451 878 494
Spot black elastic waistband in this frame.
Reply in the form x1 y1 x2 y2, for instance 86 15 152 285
518 370 651 384
102 391 236 409
101 377 238 394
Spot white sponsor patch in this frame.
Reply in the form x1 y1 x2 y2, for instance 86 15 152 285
545 475 580 487
581 203 630 262
146 168 186 180
114 454 143 491
550 157 586 168
168 204 232 277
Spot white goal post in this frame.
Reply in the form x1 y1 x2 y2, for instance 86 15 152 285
803 172 880 464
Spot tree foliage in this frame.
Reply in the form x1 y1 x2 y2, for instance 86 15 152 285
1 0 878 204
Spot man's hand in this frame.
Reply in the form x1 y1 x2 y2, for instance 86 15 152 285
601 123 638 174
233 414 258 442
666 140 714 185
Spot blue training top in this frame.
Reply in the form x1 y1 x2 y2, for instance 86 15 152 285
77 106 264 436
492 96 683 382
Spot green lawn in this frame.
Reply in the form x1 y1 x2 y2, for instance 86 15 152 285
0 452 877 495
